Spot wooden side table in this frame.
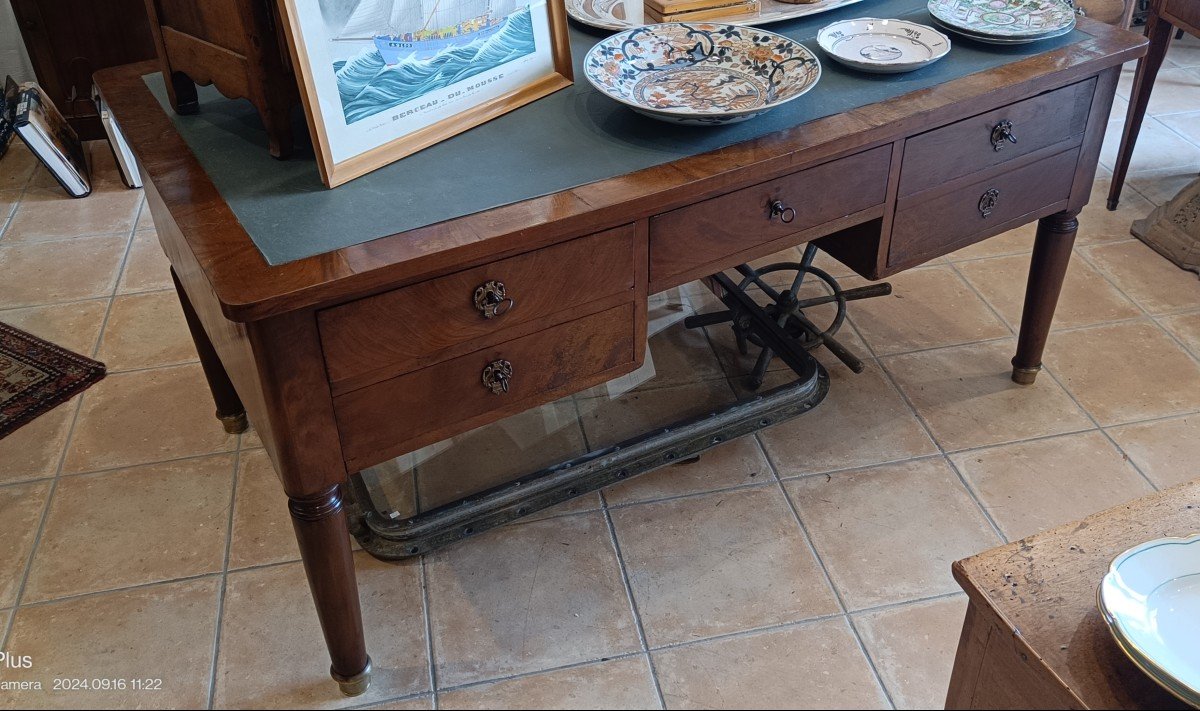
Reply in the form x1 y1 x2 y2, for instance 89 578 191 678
946 480 1199 709
1107 0 1200 210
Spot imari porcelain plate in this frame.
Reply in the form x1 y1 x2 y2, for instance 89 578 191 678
1098 534 1200 707
928 12 1074 43
927 0 1076 38
566 0 865 31
817 18 950 73
583 23 821 125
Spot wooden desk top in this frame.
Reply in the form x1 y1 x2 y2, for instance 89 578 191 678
94 18 1144 323
953 480 1199 709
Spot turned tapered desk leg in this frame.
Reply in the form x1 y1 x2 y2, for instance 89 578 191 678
1107 12 1175 211
289 485 373 696
171 269 248 434
1012 211 1079 385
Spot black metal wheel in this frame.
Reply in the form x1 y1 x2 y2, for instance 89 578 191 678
736 261 849 356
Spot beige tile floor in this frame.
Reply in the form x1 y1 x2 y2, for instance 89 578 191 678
1 42 1200 709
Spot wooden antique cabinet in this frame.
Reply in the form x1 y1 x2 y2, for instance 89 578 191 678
947 480 1199 709
94 13 1147 697
7 0 156 140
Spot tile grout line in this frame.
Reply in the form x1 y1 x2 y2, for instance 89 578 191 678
0 294 126 317
1154 312 1200 362
418 555 439 709
0 157 40 243
748 386 902 706
876 354 1009 544
0 193 143 651
0 376 90 649
597 491 668 710
437 585 972 691
942 259 1019 339
429 650 649 698
13 571 237 612
205 447 242 710
0 229 142 247
845 302 1010 545
420 587 964 705
1033 357 1162 492
754 429 897 710
0 287 175 319
1062 243 1200 488
0 445 243 490
774 306 995 706
343 691 433 710
861 244 1190 531
94 358 203 378
1154 110 1200 151
1072 243 1200 367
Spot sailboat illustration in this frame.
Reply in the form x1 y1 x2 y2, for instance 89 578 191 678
336 0 522 64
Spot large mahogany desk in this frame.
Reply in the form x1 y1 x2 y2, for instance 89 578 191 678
96 16 1144 696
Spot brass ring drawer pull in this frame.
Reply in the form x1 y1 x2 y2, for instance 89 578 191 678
991 120 1018 151
473 280 515 319
978 188 1001 217
769 200 797 224
482 359 513 394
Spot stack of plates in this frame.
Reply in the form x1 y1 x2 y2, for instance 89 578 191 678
1098 534 1200 706
927 0 1077 45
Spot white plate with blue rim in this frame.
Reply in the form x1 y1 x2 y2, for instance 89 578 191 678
817 18 951 74
1098 533 1200 706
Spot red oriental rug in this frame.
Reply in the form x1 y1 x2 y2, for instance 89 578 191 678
0 321 105 439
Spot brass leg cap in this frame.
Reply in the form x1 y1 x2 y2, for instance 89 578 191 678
218 411 249 435
1011 365 1041 385
332 657 372 697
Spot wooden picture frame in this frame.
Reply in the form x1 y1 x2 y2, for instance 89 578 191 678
274 0 574 187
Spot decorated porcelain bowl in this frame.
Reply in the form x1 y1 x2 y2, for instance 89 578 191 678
817 18 951 73
583 23 822 125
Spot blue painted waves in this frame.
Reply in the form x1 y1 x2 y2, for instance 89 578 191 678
333 6 536 125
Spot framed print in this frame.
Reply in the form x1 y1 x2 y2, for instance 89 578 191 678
276 0 574 187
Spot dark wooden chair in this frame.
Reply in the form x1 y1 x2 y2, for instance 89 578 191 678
1108 0 1200 209
142 0 301 159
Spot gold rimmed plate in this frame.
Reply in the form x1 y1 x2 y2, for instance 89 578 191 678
1098 534 1200 707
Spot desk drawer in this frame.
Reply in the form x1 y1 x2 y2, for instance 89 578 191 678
889 148 1079 268
898 79 1095 198
649 145 891 286
319 225 640 391
334 301 641 469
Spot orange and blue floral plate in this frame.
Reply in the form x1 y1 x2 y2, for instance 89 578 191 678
583 22 821 125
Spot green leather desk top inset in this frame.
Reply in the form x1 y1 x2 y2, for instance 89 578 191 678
145 0 1085 265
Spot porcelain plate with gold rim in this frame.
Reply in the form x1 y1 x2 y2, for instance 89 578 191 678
1098 533 1200 706
817 18 950 73
583 23 821 125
